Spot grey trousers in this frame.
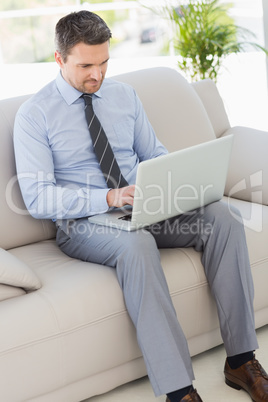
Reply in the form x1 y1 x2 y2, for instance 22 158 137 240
56 201 259 397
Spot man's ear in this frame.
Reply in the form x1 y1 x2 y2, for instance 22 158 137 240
55 51 64 68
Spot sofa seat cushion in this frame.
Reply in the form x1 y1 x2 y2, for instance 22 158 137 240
6 239 217 346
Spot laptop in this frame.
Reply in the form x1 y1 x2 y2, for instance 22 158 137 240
88 135 233 231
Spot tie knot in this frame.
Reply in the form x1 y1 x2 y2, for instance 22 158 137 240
82 93 93 106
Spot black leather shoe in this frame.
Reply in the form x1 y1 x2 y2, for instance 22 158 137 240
224 354 268 401
166 388 203 401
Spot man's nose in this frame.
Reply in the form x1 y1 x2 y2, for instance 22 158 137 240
90 66 102 80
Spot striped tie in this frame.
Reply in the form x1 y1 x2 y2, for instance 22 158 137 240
82 94 128 189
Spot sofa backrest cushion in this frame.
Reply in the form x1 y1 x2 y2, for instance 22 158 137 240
192 79 230 138
0 96 56 250
112 67 216 152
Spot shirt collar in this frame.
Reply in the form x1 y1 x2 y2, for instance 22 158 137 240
56 71 102 105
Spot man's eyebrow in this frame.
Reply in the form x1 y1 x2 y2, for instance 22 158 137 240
77 62 93 66
78 58 110 67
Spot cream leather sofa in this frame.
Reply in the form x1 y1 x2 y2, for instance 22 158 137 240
0 67 268 402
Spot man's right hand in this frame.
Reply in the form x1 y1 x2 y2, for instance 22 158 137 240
106 185 135 208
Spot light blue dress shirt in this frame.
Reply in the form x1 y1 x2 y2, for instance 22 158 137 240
14 71 168 220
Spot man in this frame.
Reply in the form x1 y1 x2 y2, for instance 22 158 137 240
14 10 268 402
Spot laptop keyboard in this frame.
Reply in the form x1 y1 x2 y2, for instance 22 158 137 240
118 213 132 221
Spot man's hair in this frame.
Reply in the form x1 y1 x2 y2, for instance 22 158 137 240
55 10 112 62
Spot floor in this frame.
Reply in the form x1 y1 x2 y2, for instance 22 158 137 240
84 324 268 402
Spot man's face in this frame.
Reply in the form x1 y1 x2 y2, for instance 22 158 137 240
55 41 110 94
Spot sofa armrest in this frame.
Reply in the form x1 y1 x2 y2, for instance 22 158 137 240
223 127 268 205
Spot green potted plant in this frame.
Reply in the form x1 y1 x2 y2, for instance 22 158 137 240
153 0 267 82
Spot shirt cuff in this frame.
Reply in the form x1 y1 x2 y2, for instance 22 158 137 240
89 188 110 215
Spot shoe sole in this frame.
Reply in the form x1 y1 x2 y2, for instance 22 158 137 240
225 377 256 402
